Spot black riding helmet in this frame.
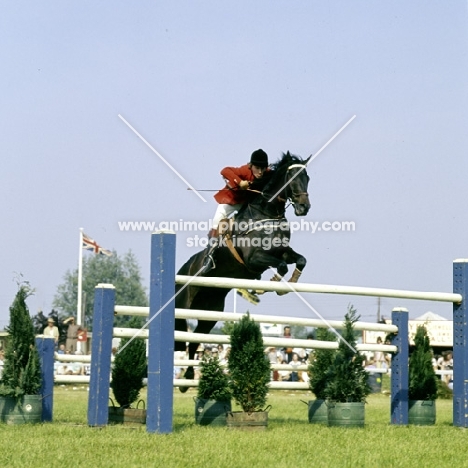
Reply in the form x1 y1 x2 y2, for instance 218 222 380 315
250 149 268 168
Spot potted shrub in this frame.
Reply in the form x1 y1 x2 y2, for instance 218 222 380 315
109 317 147 425
324 305 371 427
408 324 438 425
226 313 271 430
195 354 232 426
306 327 337 424
0 285 43 424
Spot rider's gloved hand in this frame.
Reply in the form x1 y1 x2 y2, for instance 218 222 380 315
239 180 250 190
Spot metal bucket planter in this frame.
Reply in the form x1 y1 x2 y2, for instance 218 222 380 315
194 398 231 426
302 399 328 424
108 399 146 425
327 401 365 428
226 407 271 431
408 400 436 426
0 395 42 425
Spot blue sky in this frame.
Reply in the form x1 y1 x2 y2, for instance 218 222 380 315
1 1 467 329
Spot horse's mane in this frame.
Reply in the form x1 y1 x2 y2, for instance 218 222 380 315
263 151 306 193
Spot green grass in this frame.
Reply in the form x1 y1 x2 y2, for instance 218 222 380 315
0 382 464 468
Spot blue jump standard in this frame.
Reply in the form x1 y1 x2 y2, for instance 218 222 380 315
146 231 176 434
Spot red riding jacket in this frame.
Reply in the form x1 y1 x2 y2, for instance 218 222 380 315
214 164 256 205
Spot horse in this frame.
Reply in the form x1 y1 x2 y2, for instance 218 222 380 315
174 152 311 386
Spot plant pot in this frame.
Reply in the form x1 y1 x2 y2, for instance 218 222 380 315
108 399 146 425
0 395 42 425
226 410 269 431
304 399 328 424
194 398 231 426
408 400 436 426
327 401 365 428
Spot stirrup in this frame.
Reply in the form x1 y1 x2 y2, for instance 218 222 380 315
200 254 216 274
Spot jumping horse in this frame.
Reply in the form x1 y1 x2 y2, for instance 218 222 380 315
175 152 311 387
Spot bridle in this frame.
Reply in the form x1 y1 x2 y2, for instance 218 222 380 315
277 164 309 204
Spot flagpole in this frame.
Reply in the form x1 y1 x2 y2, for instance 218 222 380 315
77 228 84 327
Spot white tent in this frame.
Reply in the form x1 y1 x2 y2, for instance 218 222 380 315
414 311 448 321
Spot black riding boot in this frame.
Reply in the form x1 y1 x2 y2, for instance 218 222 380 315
200 229 219 274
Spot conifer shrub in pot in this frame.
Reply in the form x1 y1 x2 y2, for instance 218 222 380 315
408 325 438 425
109 317 147 425
195 354 232 426
324 305 371 427
306 327 336 424
0 285 43 424
227 313 271 430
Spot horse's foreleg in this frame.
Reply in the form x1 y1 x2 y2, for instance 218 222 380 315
246 251 289 294
281 248 306 283
270 249 306 295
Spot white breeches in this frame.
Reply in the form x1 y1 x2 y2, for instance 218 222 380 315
212 203 242 229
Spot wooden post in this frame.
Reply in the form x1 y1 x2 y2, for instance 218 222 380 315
35 336 55 422
390 307 409 424
87 283 115 427
453 259 468 427
146 231 176 434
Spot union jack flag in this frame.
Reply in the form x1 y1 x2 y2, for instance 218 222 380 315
82 233 112 256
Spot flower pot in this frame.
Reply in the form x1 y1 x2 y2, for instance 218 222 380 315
0 395 42 425
304 399 328 424
327 401 365 428
108 399 146 425
194 398 231 426
408 400 436 426
226 409 270 431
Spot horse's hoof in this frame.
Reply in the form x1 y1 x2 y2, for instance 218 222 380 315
276 290 288 296
236 289 260 304
179 385 189 393
255 290 265 295
270 274 282 282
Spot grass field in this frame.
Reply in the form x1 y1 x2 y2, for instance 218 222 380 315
0 380 464 468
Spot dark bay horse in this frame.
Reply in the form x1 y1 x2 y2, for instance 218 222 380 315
175 152 311 385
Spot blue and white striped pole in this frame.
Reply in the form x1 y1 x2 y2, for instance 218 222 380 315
390 307 409 425
87 283 115 427
147 231 176 434
453 259 468 427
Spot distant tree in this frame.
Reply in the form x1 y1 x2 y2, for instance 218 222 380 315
53 250 148 329
32 309 67 345
219 321 235 336
290 325 308 339
209 324 225 335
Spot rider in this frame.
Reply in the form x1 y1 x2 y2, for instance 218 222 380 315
201 149 270 273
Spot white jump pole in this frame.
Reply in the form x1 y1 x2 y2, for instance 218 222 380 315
176 275 462 303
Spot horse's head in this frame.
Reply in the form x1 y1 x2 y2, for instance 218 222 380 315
285 156 311 216
267 152 311 216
